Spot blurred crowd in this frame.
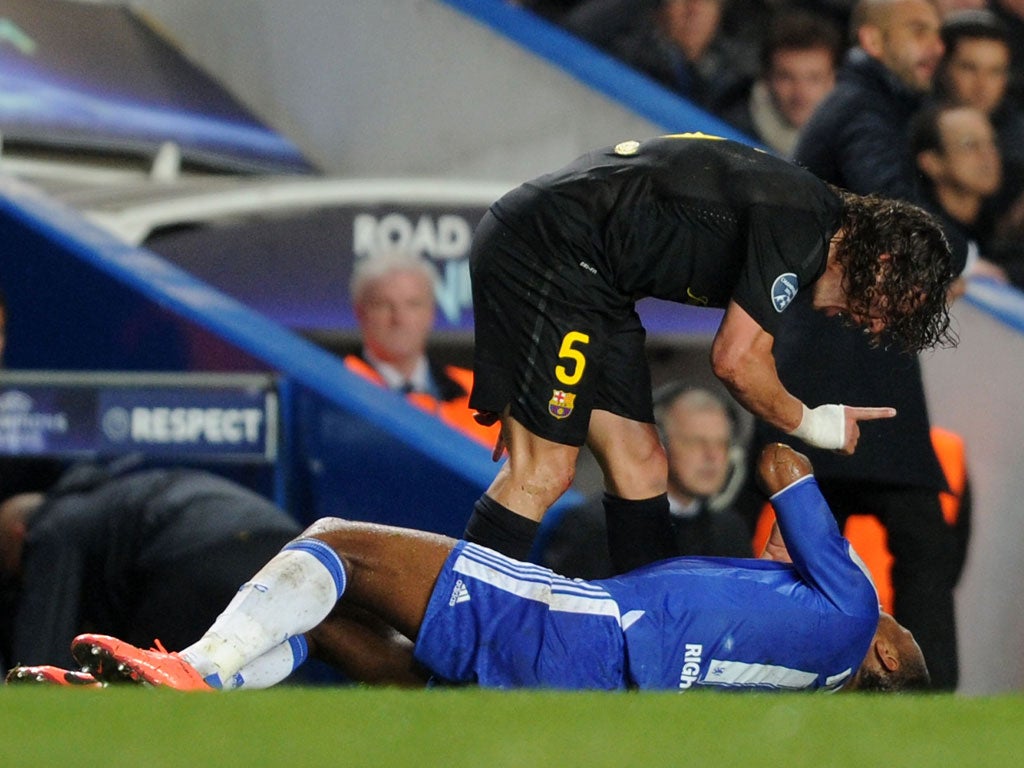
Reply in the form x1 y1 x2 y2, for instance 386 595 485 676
513 0 1024 289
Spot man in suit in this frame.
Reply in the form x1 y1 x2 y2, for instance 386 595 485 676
344 250 497 447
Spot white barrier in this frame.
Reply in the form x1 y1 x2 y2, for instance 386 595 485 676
923 279 1024 695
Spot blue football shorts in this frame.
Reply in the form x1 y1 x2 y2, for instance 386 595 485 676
414 542 628 689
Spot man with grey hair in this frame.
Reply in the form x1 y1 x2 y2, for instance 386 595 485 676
539 383 752 579
344 251 496 447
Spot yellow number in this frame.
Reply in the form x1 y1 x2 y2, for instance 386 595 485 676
555 331 590 386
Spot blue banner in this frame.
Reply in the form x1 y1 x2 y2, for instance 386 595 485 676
0 378 275 460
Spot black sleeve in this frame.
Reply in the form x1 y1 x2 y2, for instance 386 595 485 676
732 205 829 335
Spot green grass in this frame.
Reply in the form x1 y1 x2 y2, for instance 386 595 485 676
2 687 1023 767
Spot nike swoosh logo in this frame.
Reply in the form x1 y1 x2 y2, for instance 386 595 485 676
687 288 708 306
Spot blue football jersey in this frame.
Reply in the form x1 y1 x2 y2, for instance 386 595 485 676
596 476 879 691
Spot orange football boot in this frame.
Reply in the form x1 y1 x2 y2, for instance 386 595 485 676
71 634 211 691
5 665 103 687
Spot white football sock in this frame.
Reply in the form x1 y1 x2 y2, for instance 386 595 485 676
218 636 309 690
180 539 346 687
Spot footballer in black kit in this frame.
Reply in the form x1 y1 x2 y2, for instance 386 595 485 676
469 133 842 446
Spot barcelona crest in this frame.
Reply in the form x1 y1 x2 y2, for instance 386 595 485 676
549 389 576 419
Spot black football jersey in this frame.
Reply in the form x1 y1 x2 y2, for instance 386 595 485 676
489 134 842 335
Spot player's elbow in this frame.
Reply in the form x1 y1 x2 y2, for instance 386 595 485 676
710 341 750 394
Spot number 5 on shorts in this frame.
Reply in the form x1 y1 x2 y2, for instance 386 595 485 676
555 331 590 386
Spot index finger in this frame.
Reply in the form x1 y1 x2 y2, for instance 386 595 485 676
846 406 897 421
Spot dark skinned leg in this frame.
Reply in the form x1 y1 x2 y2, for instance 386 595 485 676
301 518 457 643
306 603 430 687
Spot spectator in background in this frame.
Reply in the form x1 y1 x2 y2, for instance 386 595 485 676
0 458 301 672
936 9 1024 269
989 0 1024 107
575 0 756 113
750 0 964 690
794 0 945 201
539 383 752 579
910 102 1009 283
344 251 498 448
719 9 843 157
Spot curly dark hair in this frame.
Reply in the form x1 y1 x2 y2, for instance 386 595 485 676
832 189 957 352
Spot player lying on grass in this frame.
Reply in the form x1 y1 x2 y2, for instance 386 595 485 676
8 444 928 692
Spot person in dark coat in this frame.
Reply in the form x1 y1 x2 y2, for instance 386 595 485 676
0 458 301 671
747 0 964 690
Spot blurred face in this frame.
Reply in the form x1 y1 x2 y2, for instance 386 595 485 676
862 0 945 93
928 107 1003 197
661 0 723 61
354 270 436 367
663 402 732 502
942 37 1011 114
767 47 837 128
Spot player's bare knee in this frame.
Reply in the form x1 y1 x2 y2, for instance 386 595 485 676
757 443 812 495
529 462 576 505
301 516 351 539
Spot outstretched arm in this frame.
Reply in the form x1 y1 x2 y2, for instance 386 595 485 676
756 442 810 563
712 301 895 455
755 443 877 611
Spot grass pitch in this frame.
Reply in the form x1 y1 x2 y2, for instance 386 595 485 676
2 686 1023 767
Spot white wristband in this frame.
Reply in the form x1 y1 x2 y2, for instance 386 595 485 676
788 403 845 450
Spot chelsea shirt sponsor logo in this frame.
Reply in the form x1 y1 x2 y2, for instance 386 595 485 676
771 273 798 313
678 643 703 689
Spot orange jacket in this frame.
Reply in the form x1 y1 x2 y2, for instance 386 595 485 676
344 355 498 449
752 426 968 614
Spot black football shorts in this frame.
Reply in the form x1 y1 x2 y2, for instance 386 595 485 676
468 212 654 446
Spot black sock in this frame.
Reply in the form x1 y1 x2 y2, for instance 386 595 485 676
463 495 540 562
603 492 674 574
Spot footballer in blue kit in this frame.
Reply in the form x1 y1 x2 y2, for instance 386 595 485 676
415 469 879 691
36 444 928 693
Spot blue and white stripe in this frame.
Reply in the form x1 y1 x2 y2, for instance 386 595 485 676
702 659 818 690
456 543 621 619
283 538 347 600
288 635 310 671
